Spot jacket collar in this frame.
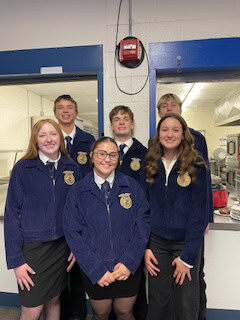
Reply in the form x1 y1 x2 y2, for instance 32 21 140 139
74 126 92 143
24 155 75 179
81 171 131 205
131 138 146 151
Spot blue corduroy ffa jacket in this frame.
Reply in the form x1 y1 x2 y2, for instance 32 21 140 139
70 126 95 177
146 160 209 266
4 155 80 270
63 171 150 285
120 138 147 186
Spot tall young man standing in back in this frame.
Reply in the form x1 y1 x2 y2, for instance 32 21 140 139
54 94 95 320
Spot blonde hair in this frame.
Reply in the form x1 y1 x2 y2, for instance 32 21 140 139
21 119 69 160
157 93 182 112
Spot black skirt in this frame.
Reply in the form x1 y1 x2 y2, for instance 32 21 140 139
19 237 70 307
80 262 144 300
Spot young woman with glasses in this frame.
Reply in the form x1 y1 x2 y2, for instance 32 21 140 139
63 136 150 320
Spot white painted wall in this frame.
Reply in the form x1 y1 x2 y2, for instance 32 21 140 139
0 87 54 178
1 0 240 310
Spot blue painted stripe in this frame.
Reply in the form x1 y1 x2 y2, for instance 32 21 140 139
0 292 20 308
0 45 103 75
0 293 239 319
149 37 240 73
207 308 240 320
0 291 93 313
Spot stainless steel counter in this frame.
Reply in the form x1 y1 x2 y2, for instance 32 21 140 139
210 194 240 231
210 214 240 231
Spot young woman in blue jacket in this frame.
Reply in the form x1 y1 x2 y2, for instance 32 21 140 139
144 114 209 320
63 137 150 320
4 119 80 320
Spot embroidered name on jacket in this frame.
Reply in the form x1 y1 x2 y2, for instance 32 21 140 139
119 193 132 209
63 171 75 185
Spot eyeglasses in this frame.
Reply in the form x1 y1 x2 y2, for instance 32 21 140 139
94 150 119 161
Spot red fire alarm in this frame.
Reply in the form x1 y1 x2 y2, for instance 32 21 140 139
119 38 140 63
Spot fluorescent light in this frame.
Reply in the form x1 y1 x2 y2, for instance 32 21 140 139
182 83 205 111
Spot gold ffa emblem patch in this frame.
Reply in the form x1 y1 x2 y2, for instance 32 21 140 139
63 171 75 185
77 151 87 165
177 172 191 187
119 193 132 209
130 158 141 171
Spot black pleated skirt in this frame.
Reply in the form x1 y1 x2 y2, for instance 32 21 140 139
80 263 143 300
19 237 70 307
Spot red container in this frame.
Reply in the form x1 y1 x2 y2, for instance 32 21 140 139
213 189 228 208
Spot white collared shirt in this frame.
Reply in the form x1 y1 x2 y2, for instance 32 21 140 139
93 170 115 189
39 150 60 170
162 158 177 185
62 126 76 146
115 137 133 155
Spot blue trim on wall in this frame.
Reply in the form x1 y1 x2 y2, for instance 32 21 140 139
207 309 240 320
0 45 103 75
97 71 104 136
0 45 104 137
0 292 20 308
149 37 240 136
0 293 239 319
0 292 93 314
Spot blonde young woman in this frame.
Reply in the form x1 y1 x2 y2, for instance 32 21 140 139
4 119 80 320
144 114 209 320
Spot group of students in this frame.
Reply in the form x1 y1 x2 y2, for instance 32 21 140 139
4 93 212 320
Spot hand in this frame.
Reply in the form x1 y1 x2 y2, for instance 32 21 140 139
97 271 115 287
204 224 210 236
172 257 192 285
14 263 36 291
112 263 131 281
67 252 76 272
144 249 160 276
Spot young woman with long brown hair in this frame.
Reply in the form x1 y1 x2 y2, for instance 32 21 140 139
144 114 209 320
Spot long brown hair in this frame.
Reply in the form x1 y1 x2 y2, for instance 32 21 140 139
146 114 205 184
21 119 69 160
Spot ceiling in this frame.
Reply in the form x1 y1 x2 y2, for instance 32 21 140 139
156 81 240 111
16 79 240 127
20 80 98 125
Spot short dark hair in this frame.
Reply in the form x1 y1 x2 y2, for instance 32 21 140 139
90 136 118 153
90 136 120 168
54 94 78 113
109 105 134 123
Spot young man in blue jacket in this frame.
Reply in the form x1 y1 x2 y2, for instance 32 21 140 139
54 94 95 320
108 105 148 320
157 93 213 320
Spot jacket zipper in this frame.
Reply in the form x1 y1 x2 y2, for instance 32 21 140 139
106 202 114 269
52 177 56 239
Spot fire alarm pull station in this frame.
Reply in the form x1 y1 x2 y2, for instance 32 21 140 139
119 38 140 63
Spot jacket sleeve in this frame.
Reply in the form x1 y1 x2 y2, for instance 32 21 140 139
63 186 108 285
194 132 213 223
180 167 209 265
118 182 150 273
4 164 25 269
